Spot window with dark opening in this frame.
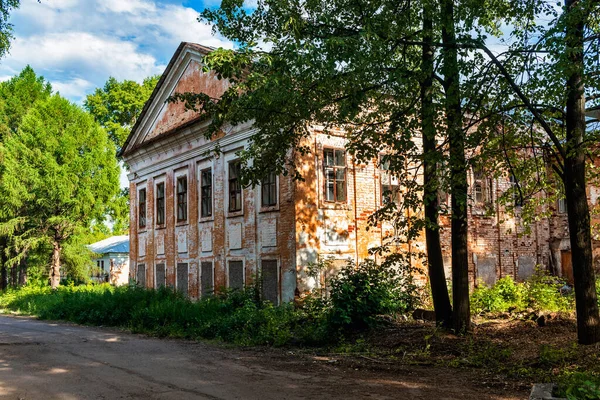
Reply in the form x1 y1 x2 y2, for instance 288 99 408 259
379 155 400 205
229 161 242 212
176 176 187 222
138 188 146 228
200 168 212 217
137 264 146 287
323 148 346 202
201 261 214 297
156 182 165 225
261 172 277 207
473 167 492 205
228 260 244 290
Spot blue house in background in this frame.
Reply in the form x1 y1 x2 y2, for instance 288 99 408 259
88 235 130 286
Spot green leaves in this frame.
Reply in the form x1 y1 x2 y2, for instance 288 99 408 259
84 75 160 153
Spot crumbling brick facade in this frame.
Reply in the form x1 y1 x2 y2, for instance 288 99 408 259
122 43 599 302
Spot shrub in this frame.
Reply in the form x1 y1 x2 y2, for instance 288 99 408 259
557 372 600 400
328 258 419 330
471 272 573 315
0 283 332 347
471 277 526 314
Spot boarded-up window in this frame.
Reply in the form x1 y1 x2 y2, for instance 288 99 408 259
228 260 244 290
136 264 146 287
176 263 188 296
476 256 497 287
561 251 573 283
201 261 214 297
261 260 279 305
155 263 166 289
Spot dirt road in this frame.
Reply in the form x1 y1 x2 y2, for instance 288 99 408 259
0 315 526 399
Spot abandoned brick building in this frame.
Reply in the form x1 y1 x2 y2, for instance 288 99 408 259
121 42 600 303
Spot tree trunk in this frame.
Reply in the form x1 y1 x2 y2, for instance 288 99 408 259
564 0 600 345
0 237 6 291
50 241 61 289
9 258 17 288
422 3 453 327
441 0 470 333
18 255 27 286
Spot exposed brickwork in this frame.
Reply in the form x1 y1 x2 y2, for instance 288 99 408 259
125 43 594 303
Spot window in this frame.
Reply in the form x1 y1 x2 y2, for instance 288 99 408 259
379 155 400 205
558 197 567 214
509 175 523 207
201 261 214 297
200 168 212 217
155 263 166 289
323 148 346 202
228 260 244 290
136 264 146 288
261 172 277 207
138 188 146 228
156 182 165 225
473 167 492 205
261 260 279 305
176 263 188 297
229 161 242 212
176 176 187 222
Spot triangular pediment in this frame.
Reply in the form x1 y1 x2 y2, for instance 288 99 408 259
121 42 229 157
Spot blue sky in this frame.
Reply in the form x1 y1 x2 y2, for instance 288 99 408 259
1 0 235 103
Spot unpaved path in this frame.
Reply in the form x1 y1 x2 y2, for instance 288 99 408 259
0 315 526 399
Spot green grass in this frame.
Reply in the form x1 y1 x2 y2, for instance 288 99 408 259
0 284 331 346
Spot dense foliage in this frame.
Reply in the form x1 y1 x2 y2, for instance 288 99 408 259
84 75 160 153
329 259 418 329
470 274 574 315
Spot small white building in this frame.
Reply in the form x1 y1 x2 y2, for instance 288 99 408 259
88 236 130 286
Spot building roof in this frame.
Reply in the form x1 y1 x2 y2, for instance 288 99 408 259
119 42 215 157
88 235 130 255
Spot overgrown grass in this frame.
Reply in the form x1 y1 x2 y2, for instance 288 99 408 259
470 273 574 315
0 284 332 346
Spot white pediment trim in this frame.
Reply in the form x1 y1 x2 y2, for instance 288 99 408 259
124 44 209 155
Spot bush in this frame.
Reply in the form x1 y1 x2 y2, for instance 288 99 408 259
471 277 526 314
0 284 332 347
557 372 600 400
328 258 419 330
470 272 574 315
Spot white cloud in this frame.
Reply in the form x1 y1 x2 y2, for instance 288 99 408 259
1 0 233 102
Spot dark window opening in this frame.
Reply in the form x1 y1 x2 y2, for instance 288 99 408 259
228 260 244 290
136 264 146 288
229 161 242 212
201 261 214 297
261 260 279 305
155 263 166 289
261 172 277 207
138 188 146 228
176 263 188 296
156 182 165 225
201 168 212 217
379 155 400 205
324 148 346 202
177 176 187 222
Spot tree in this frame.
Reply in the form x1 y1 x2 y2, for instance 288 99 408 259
0 95 120 289
421 1 452 327
0 0 23 59
84 76 160 153
0 66 51 289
